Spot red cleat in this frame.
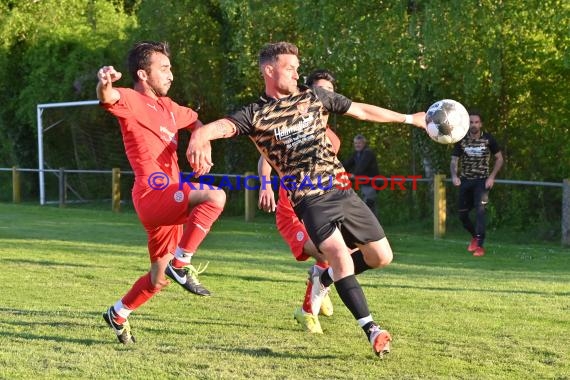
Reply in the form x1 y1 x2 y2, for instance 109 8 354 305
467 237 479 252
368 326 392 358
473 247 485 257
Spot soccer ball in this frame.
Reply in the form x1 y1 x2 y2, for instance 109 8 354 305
425 99 469 144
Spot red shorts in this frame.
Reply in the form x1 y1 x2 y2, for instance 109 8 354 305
275 188 310 261
133 181 192 262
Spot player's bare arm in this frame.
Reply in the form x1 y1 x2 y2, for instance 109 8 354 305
486 151 504 188
450 156 461 186
258 156 276 212
345 102 426 129
187 118 237 175
96 66 121 105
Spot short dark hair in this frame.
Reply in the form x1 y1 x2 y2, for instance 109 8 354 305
468 108 483 122
354 134 367 143
306 69 336 88
127 41 170 82
258 41 299 68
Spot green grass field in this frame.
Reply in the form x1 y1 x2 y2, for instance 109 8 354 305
0 203 568 379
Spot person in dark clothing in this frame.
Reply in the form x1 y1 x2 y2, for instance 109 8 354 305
343 134 380 215
450 110 503 257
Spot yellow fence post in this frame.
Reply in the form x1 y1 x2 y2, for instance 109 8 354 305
562 179 569 246
244 171 256 222
12 166 21 203
433 174 446 239
112 168 121 213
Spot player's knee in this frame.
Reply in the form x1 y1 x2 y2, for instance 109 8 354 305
364 243 393 268
377 249 393 267
207 188 226 208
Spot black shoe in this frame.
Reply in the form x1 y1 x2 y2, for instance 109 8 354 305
165 261 211 296
102 307 135 344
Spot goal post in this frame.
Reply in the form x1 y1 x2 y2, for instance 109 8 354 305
37 100 100 205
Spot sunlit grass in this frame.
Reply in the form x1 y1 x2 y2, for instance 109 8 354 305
0 203 568 379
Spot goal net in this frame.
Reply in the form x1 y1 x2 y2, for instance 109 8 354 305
37 100 131 205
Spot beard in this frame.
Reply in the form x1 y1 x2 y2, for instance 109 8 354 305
149 80 171 97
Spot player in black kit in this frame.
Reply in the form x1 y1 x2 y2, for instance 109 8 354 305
187 41 426 357
450 110 503 257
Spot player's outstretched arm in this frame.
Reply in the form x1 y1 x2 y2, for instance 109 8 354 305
187 118 237 176
96 66 121 105
345 102 426 130
257 156 276 212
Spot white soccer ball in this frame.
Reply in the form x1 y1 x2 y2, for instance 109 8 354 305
425 99 470 144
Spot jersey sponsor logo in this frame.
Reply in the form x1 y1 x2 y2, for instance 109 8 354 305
273 114 314 140
464 145 487 156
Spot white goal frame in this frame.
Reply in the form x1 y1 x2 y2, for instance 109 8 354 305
36 100 100 205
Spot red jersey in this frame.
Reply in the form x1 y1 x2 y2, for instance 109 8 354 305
101 88 199 195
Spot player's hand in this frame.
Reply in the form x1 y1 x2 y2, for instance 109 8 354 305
452 177 461 186
97 66 122 86
411 112 427 129
258 187 276 212
187 135 214 177
485 177 495 189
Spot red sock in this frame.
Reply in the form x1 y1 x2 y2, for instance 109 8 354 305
315 261 329 269
179 201 223 252
301 281 313 314
121 272 160 311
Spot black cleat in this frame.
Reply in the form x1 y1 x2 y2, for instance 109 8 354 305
103 307 135 344
165 261 211 296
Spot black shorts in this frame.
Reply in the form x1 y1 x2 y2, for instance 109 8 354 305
293 188 385 249
458 177 489 210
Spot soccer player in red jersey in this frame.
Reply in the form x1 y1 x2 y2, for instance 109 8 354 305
97 41 225 344
187 42 427 357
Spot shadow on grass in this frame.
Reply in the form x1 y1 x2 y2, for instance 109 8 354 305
207 346 339 360
1 258 101 268
364 282 570 296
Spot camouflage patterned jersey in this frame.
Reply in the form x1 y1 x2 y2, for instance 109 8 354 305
228 86 352 206
452 131 501 179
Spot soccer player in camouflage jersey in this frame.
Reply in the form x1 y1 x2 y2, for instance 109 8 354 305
187 41 427 357
258 69 350 334
450 110 503 257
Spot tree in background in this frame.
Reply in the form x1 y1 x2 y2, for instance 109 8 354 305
0 0 568 232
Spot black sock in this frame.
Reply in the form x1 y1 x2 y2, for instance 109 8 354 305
321 270 334 288
334 274 370 320
320 250 371 287
352 250 372 274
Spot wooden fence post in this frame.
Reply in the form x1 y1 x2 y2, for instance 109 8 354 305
562 179 569 246
244 171 256 222
112 168 121 213
12 166 21 203
433 174 446 239
58 168 66 208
